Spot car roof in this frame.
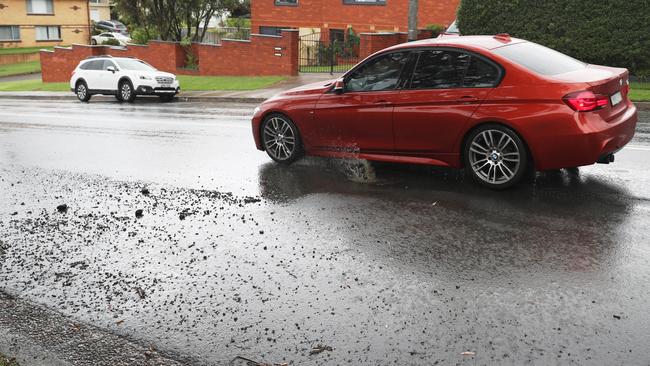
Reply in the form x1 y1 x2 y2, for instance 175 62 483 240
387 35 528 52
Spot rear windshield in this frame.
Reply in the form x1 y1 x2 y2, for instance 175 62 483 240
492 42 586 75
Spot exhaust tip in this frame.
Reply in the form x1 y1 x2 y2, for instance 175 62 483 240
597 153 615 164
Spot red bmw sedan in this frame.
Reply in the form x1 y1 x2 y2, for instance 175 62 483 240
251 35 637 189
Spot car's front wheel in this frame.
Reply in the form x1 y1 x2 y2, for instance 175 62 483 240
75 81 91 102
91 39 97 45
119 80 136 103
464 124 528 189
261 114 302 164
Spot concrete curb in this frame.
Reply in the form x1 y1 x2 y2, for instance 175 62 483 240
0 291 190 366
0 93 266 104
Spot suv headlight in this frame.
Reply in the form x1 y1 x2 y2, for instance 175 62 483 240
139 75 152 80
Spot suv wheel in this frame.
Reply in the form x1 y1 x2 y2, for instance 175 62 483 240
119 80 136 103
463 124 528 190
76 81 91 102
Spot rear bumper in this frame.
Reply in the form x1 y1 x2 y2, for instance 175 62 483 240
532 101 638 170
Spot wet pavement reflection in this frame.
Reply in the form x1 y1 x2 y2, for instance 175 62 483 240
1 99 649 365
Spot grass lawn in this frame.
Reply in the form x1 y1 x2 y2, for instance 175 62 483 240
0 353 18 366
0 75 286 92
630 82 650 102
0 61 41 77
0 46 54 55
176 75 286 90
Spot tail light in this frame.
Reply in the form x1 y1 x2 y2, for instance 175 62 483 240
622 79 630 95
563 91 608 112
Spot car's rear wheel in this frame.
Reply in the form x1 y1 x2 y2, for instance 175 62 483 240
261 114 302 164
75 81 91 102
464 124 527 189
119 80 136 103
91 39 97 45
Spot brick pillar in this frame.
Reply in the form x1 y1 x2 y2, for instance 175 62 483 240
281 29 299 76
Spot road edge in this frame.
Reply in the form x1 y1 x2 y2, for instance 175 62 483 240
0 291 191 366
0 93 265 104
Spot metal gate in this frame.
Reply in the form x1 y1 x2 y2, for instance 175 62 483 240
299 31 360 74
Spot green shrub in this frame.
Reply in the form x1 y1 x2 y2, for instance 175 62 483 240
457 0 650 77
129 28 156 45
425 24 445 37
101 38 121 46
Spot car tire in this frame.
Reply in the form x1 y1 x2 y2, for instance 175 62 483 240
463 124 528 190
261 113 303 165
75 81 91 102
159 95 174 103
119 80 136 103
91 39 97 45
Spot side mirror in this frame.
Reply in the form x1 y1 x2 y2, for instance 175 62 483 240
106 66 116 73
333 79 345 94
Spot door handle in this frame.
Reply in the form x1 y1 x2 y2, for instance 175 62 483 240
456 96 479 104
374 100 392 107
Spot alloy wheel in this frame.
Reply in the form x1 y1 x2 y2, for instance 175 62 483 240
121 83 132 100
263 116 296 161
468 129 521 185
77 84 86 99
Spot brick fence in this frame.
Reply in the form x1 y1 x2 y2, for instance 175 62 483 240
40 29 431 82
41 29 299 83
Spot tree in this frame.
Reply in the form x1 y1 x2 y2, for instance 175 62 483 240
457 0 650 77
113 0 244 43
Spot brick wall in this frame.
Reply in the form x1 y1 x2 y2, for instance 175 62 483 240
40 31 300 82
358 30 433 60
252 0 459 35
197 30 299 76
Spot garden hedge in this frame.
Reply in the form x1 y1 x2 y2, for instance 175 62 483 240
457 0 650 78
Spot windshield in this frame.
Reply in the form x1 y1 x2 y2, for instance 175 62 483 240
116 59 156 71
446 21 459 34
493 42 586 75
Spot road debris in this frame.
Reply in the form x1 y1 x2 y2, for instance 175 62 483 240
56 204 68 213
310 344 333 355
135 287 146 299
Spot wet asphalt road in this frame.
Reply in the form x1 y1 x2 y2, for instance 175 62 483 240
1 98 650 366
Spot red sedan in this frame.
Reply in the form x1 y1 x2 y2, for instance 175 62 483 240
251 35 637 189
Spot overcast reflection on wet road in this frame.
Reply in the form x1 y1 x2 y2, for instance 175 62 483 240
1 98 649 365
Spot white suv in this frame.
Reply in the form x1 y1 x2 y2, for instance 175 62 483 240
70 56 180 103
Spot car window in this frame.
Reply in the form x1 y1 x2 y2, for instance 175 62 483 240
105 33 114 38
345 51 410 92
116 59 156 71
446 21 459 34
79 61 92 70
409 50 470 89
85 60 104 71
493 42 585 75
463 56 500 88
102 60 116 70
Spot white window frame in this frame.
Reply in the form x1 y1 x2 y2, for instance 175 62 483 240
26 0 54 15
35 25 61 41
0 26 21 41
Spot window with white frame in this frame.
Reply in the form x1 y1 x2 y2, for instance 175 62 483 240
0 26 21 41
26 0 54 14
35 26 61 41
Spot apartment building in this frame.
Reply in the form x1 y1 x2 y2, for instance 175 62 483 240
0 0 90 48
89 0 110 22
251 0 459 39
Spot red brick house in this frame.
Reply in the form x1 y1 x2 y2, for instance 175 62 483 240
251 0 459 40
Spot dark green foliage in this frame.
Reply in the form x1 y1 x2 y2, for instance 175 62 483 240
101 38 122 46
425 23 446 37
457 0 650 77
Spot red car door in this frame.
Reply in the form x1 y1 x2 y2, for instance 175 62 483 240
393 49 502 154
313 51 411 153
